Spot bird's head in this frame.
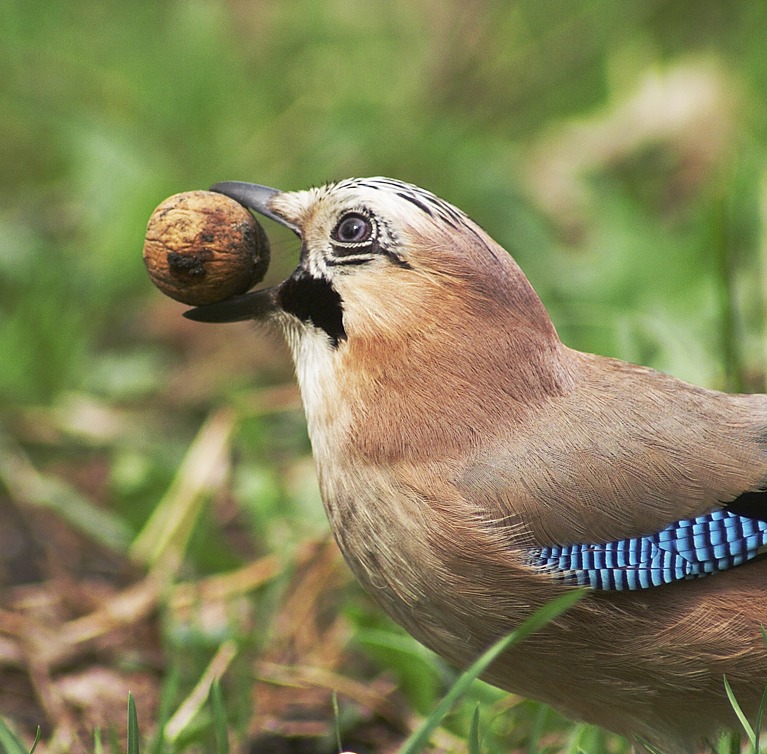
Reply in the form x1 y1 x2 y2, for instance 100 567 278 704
186 179 576 450
186 177 559 358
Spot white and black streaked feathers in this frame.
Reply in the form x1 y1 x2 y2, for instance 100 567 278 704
332 176 474 229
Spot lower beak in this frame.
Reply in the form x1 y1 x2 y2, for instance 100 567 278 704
183 286 280 323
183 181 296 323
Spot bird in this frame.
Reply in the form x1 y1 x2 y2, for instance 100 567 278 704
185 177 767 753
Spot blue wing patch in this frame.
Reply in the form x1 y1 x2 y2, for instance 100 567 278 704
528 509 767 590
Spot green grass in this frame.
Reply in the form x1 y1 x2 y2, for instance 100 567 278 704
0 594 591 754
2 0 767 752
3 648 766 753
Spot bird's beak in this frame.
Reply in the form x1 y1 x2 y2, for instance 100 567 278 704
183 181 297 324
209 181 300 235
182 285 280 323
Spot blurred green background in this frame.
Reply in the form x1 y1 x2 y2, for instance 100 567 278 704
2 0 767 751
3 0 767 405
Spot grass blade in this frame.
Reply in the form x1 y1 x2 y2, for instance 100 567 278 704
0 717 30 754
128 693 140 754
130 408 235 570
723 675 756 749
753 681 767 750
0 436 132 553
27 729 40 754
332 690 343 754
468 705 481 754
398 589 584 754
210 679 229 754
165 640 237 744
149 664 181 754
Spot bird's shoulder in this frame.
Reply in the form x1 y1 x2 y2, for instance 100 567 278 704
458 349 767 546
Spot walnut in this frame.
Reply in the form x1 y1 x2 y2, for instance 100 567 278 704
143 191 269 306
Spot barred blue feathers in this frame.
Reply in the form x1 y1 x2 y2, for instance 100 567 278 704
529 509 767 590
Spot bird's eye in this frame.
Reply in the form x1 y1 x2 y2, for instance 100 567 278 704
333 213 374 244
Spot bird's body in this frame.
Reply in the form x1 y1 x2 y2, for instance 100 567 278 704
188 177 767 752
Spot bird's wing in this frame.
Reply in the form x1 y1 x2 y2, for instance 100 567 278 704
527 506 767 590
456 352 767 590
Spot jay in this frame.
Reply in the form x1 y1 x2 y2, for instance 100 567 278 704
186 177 767 753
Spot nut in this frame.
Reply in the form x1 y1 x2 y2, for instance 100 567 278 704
143 191 270 306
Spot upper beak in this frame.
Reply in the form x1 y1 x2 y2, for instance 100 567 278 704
182 181 297 324
210 181 300 235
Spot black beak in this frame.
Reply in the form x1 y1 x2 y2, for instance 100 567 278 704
209 181 300 235
182 286 280 323
183 181 297 323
